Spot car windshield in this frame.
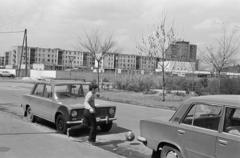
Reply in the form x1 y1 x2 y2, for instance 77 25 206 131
54 84 89 99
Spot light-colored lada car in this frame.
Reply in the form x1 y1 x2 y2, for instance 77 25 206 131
138 95 240 158
21 79 116 134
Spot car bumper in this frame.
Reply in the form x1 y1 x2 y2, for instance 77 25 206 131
66 116 117 125
137 136 147 145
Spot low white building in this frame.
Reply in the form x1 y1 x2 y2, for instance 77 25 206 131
156 61 196 72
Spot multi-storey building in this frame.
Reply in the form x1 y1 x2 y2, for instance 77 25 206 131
100 52 158 72
4 41 197 73
0 56 5 66
4 51 14 66
102 53 115 70
166 41 197 62
5 46 94 70
115 53 137 70
136 56 157 71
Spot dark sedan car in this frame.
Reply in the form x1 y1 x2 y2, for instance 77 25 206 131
138 95 240 158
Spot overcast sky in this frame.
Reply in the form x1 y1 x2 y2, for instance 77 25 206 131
0 0 240 59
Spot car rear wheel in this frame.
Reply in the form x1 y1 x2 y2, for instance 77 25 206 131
160 145 182 158
99 122 113 132
56 115 67 134
26 107 35 122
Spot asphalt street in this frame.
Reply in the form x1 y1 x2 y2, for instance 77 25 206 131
0 81 175 158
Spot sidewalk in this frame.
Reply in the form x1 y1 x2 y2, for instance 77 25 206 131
0 111 124 158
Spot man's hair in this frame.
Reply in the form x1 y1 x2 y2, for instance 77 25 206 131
89 83 98 91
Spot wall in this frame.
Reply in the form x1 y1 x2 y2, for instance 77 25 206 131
30 70 56 79
56 71 97 81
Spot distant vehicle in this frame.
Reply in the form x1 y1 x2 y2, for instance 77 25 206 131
138 95 240 158
0 71 15 77
21 79 117 134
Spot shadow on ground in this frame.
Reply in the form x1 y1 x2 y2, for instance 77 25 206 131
35 119 149 158
36 118 129 136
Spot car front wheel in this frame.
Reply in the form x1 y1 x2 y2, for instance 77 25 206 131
160 145 182 158
26 106 35 122
99 122 113 132
56 115 67 134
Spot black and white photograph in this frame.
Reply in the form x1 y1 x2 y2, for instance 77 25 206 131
0 0 240 158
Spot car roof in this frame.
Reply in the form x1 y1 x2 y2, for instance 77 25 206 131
187 95 240 107
35 79 90 86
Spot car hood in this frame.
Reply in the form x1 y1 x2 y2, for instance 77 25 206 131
55 98 115 109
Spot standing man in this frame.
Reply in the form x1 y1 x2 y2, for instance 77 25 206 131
67 83 98 143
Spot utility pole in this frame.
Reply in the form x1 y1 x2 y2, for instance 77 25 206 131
18 28 27 77
25 29 28 77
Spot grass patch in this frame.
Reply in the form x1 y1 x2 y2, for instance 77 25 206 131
99 89 191 110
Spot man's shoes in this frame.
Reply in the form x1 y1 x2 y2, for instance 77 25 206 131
87 140 97 145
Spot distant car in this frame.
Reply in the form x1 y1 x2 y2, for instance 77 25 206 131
138 95 240 158
21 79 117 134
0 71 15 77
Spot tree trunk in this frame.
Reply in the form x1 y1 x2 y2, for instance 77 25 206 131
97 61 100 92
162 65 165 102
218 71 221 94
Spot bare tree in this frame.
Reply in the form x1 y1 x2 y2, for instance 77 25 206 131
137 15 176 101
79 31 118 91
204 28 240 93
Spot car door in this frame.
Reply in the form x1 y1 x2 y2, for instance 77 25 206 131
29 83 52 121
41 84 54 121
29 83 46 118
177 103 222 158
216 106 240 158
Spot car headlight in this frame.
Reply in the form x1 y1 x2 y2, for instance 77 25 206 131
109 107 115 116
71 110 78 117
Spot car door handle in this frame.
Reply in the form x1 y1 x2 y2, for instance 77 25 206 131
218 139 228 146
177 129 185 135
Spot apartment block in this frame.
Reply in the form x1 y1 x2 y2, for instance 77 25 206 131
4 41 197 72
166 41 197 62
5 46 94 70
136 56 157 71
102 53 115 70
0 56 4 66
115 53 137 70
100 52 157 72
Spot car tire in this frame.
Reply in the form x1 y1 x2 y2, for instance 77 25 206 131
56 114 67 134
26 106 35 122
99 122 113 132
151 150 160 158
161 145 182 158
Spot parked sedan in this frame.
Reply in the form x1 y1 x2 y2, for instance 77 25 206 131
21 80 117 133
0 71 15 77
138 95 240 158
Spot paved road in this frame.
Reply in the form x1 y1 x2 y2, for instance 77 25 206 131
0 81 175 158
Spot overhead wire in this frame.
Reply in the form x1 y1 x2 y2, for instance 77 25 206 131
0 30 24 34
